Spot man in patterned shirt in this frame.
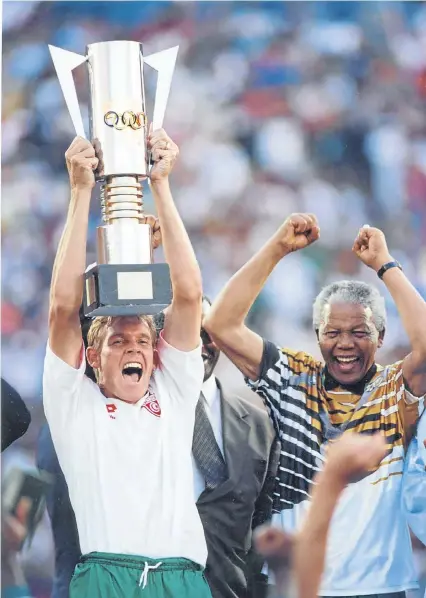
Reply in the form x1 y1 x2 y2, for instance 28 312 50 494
204 213 426 598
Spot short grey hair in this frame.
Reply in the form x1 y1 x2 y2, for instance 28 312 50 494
312 280 386 333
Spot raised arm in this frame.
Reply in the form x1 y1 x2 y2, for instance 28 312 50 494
147 129 202 351
293 433 387 598
204 213 320 380
353 226 426 397
254 433 387 598
48 138 98 368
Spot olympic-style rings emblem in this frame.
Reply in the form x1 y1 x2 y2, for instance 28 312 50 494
104 111 147 131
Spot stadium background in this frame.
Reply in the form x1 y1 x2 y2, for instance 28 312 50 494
2 1 426 595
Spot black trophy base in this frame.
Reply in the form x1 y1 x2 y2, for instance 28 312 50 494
83 263 172 317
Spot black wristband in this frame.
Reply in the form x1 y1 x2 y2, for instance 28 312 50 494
377 261 402 280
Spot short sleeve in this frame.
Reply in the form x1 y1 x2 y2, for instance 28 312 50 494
385 361 425 441
245 339 319 433
155 332 204 405
42 343 87 432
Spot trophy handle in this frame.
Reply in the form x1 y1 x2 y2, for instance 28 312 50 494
144 46 179 132
48 45 88 138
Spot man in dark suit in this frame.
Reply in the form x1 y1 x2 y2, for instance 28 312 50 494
37 298 279 598
195 297 280 598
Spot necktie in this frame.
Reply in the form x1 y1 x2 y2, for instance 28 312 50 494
192 393 228 490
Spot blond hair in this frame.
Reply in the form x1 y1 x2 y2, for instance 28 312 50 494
87 315 157 382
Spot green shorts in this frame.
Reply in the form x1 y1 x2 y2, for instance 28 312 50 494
70 552 212 598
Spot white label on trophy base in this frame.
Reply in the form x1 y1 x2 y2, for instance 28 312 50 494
117 272 153 300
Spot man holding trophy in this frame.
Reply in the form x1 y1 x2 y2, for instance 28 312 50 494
44 41 212 597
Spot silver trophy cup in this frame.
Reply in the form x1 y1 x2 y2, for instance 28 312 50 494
49 40 178 316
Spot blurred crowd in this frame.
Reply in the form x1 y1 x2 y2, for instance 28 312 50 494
2 1 426 595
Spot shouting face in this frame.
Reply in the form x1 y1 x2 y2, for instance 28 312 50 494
87 316 156 403
318 302 383 385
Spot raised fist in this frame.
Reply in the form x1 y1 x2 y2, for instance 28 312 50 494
147 128 179 182
352 225 393 272
274 213 320 255
65 137 99 191
324 432 388 484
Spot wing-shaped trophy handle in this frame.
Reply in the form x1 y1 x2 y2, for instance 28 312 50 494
144 46 179 132
48 45 88 138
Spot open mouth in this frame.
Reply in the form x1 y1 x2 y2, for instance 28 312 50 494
122 362 143 383
333 356 360 372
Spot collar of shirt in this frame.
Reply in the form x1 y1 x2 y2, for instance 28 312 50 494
102 389 150 409
323 363 377 395
201 374 219 408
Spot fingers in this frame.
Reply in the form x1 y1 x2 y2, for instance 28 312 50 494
151 147 179 164
143 215 158 228
359 433 388 468
151 148 168 163
328 432 388 483
72 155 98 171
288 213 318 233
143 215 161 235
352 224 386 253
142 215 162 249
92 138 105 176
353 225 371 253
306 224 320 244
65 137 94 160
147 128 169 149
287 213 320 246
66 138 98 172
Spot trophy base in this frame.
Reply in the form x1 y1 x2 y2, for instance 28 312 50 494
83 263 172 317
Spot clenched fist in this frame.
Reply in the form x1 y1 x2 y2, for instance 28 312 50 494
352 225 393 272
65 137 99 191
148 128 179 182
324 432 388 485
274 213 320 255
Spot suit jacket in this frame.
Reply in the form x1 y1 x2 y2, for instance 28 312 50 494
36 379 280 598
197 379 280 598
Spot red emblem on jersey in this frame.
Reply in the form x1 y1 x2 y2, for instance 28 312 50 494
106 403 117 419
142 392 161 418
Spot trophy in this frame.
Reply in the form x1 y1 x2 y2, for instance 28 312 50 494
49 40 178 316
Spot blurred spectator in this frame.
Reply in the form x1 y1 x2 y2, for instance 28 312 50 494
1 379 31 452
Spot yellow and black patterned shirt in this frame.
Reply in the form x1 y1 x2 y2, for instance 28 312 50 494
246 340 424 594
246 340 420 512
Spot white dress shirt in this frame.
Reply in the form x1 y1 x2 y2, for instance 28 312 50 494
193 375 225 499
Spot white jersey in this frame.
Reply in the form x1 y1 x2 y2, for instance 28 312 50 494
43 333 207 566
